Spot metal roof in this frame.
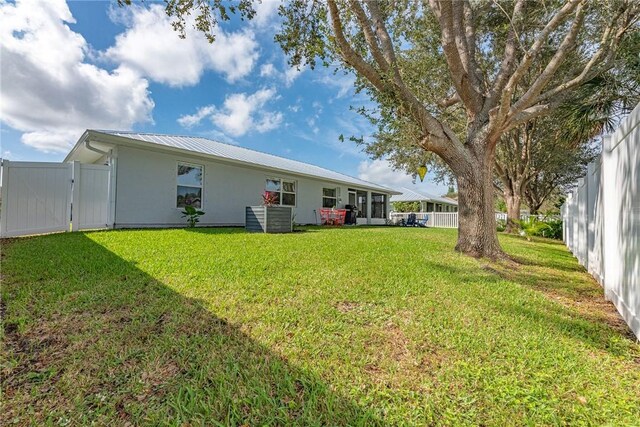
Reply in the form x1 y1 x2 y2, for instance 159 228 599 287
390 187 458 205
81 130 398 193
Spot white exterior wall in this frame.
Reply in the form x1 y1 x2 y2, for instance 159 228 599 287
111 145 389 227
562 102 640 339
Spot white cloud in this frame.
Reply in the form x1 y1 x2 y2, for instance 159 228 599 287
358 159 416 187
251 0 281 29
104 4 259 86
283 65 305 87
260 63 276 77
177 88 283 137
177 105 216 129
316 70 355 98
259 62 305 87
0 0 154 153
254 110 284 133
212 88 282 136
358 159 450 194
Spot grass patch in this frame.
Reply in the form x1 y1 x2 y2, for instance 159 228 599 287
2 227 639 425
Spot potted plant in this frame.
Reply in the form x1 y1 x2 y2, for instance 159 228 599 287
245 191 293 233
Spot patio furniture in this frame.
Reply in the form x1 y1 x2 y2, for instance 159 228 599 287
417 215 429 227
405 213 417 226
320 208 347 226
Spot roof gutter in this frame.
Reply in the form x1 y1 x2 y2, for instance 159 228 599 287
85 139 109 156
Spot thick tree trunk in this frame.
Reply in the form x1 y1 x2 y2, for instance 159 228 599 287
529 202 543 215
455 154 504 259
524 194 543 215
504 191 521 233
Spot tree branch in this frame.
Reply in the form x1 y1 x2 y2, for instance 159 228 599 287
533 6 632 106
327 1 466 162
486 0 525 113
366 1 398 68
326 1 386 93
347 0 390 73
428 0 483 114
509 2 586 116
437 94 461 108
496 0 582 123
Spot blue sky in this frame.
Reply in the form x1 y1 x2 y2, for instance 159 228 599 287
0 0 448 195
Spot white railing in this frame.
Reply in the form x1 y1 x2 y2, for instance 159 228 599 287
561 101 639 339
429 212 458 228
389 211 457 228
495 213 558 222
389 211 557 229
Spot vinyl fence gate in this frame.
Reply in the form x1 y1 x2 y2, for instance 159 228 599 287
0 160 111 237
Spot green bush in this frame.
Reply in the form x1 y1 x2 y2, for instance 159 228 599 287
391 201 421 212
540 219 563 239
181 205 205 227
517 218 562 240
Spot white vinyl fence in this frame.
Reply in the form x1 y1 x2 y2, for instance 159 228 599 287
561 102 640 339
73 163 111 230
0 162 72 237
0 160 111 237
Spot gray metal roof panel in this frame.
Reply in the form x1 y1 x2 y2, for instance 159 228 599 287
390 187 458 205
90 130 397 193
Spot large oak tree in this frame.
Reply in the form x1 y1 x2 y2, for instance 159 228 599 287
148 0 640 258
495 30 640 231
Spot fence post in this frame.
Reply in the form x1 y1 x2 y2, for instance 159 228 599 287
71 161 81 232
600 135 614 295
107 149 117 229
0 160 9 238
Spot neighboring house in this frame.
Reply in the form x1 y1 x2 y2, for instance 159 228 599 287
390 187 458 212
64 130 399 228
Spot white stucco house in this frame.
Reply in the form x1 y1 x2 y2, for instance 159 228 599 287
390 187 458 212
64 130 399 228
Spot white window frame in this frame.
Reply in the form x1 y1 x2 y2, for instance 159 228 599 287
266 177 297 207
322 187 338 208
176 161 204 209
371 192 387 219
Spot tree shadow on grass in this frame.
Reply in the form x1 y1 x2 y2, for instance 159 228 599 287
1 233 380 425
499 234 586 273
421 256 639 354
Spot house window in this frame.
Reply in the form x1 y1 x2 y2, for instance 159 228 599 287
265 178 296 206
177 162 203 208
356 190 367 218
322 188 337 208
371 193 387 219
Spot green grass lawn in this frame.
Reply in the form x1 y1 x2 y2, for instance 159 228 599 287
2 227 639 426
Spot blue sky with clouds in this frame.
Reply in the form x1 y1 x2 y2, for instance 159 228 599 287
0 0 448 195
